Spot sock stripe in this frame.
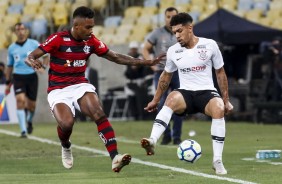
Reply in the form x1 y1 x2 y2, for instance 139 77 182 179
154 119 168 128
211 135 225 141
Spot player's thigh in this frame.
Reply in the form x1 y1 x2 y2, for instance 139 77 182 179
204 97 225 118
53 103 75 129
164 91 186 114
78 92 105 120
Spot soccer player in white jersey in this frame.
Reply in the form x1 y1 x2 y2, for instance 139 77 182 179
140 12 233 175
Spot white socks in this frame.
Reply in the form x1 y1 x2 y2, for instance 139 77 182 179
150 106 173 144
211 118 226 162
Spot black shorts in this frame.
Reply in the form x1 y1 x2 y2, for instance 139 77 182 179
13 73 38 101
175 89 221 115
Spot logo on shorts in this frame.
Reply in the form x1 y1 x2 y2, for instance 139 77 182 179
211 91 220 97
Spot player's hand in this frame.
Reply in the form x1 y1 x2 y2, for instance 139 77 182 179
144 100 159 112
224 101 234 115
25 58 44 70
5 84 11 95
149 53 166 66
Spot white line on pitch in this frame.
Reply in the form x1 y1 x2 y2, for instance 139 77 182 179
0 129 257 184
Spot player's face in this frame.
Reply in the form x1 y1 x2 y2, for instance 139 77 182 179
165 10 178 28
74 17 94 40
14 24 27 41
172 23 193 48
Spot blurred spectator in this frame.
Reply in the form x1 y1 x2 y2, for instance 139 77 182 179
265 37 282 101
124 41 151 120
0 62 6 84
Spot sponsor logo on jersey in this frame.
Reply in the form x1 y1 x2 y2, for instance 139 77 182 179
42 35 57 46
198 50 208 60
197 45 206 49
83 45 90 54
63 37 71 41
179 65 206 73
64 59 86 67
175 49 183 53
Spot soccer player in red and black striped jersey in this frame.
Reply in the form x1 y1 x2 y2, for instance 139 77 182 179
25 6 165 173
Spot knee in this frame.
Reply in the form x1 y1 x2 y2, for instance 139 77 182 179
211 101 225 118
57 117 74 131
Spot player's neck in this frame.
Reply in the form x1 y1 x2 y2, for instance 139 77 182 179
186 36 199 49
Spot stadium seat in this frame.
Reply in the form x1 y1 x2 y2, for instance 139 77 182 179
100 34 115 45
23 5 39 18
124 6 143 18
160 0 175 9
136 15 153 27
175 4 190 12
266 9 281 20
90 0 107 11
152 13 165 27
7 4 24 14
92 25 103 37
115 24 133 36
121 17 136 26
104 16 122 28
175 0 191 5
189 11 201 23
31 17 48 41
253 1 269 13
2 14 21 27
140 6 158 16
71 1 90 13
102 27 116 35
233 9 246 17
144 0 160 7
269 1 282 11
112 33 129 45
245 9 263 23
259 17 272 27
237 0 253 11
25 0 42 6
53 12 68 27
10 0 25 5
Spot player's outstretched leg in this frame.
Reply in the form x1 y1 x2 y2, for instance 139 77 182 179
141 138 155 155
112 154 132 173
212 160 227 175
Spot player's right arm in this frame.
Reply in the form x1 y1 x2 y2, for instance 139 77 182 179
25 48 46 70
144 70 173 112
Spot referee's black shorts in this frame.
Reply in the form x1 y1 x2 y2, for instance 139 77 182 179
13 73 38 101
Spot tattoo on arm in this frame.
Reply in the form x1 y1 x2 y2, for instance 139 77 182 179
159 80 169 92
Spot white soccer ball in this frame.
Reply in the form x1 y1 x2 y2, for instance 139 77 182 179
177 139 202 163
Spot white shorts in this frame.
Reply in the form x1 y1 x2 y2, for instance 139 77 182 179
47 83 96 117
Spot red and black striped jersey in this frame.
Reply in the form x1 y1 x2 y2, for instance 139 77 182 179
39 31 109 93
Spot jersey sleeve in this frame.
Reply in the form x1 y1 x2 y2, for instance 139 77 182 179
92 37 109 56
164 47 177 73
146 29 158 45
39 33 60 53
7 46 14 67
211 40 224 69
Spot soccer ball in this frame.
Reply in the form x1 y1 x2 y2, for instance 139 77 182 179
177 139 202 163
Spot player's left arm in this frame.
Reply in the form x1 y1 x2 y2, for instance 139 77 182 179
215 67 233 114
102 50 165 66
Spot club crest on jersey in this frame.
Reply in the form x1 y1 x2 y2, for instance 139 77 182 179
83 45 90 54
198 50 208 60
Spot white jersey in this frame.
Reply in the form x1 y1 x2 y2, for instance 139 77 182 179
165 37 224 91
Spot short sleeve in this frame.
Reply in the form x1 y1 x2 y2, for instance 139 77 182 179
39 33 60 53
164 47 177 73
211 41 224 69
91 37 109 56
7 47 14 67
147 30 158 45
